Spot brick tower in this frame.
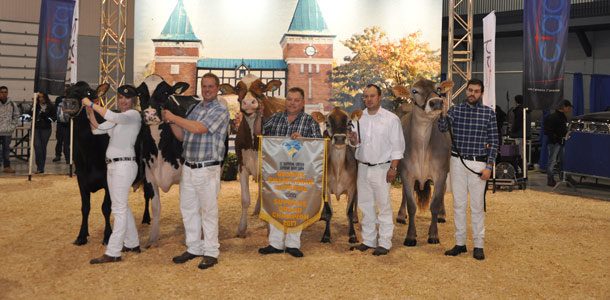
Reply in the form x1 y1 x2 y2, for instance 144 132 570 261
152 0 201 95
280 0 335 111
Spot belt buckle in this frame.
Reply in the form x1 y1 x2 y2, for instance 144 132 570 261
105 158 111 164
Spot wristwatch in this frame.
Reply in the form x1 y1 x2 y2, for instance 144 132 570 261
389 166 398 171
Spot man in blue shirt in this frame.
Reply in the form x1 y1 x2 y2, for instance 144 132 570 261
438 78 498 261
163 73 229 269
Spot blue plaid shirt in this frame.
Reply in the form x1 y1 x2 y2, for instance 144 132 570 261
182 99 229 162
263 111 322 138
438 101 499 165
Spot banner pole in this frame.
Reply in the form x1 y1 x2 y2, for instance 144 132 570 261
28 93 38 181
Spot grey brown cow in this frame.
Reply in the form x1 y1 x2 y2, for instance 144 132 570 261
392 78 453 246
311 107 361 244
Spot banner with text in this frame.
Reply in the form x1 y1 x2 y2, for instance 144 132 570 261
34 0 76 95
523 0 571 110
482 11 496 110
259 137 326 233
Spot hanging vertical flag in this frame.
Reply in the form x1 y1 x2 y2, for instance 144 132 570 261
34 0 76 95
69 0 79 84
523 0 571 110
482 11 496 110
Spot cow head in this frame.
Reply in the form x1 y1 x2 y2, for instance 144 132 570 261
63 82 110 116
219 74 283 119
312 108 362 148
137 74 191 125
393 78 453 117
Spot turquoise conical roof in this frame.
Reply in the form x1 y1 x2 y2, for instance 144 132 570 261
287 0 329 33
156 0 200 42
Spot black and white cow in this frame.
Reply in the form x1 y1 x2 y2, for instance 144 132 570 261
136 74 218 247
61 82 112 245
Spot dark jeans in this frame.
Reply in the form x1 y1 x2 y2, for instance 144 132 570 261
0 135 10 168
34 128 52 172
55 124 70 161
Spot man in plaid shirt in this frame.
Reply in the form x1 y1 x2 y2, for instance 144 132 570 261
438 78 498 261
163 73 229 270
254 87 321 258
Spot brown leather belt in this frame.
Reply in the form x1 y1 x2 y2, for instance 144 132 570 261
105 157 136 164
184 161 221 169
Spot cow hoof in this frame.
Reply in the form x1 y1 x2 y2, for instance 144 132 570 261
438 218 446 223
319 216 328 222
396 218 406 225
102 240 109 246
351 219 359 224
403 238 417 247
235 232 247 239
427 238 440 244
348 237 359 244
320 237 331 243
73 238 88 246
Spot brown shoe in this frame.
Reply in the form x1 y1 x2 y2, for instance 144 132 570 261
372 246 390 256
4 167 15 173
349 243 372 252
121 246 141 253
90 254 122 264
198 256 218 269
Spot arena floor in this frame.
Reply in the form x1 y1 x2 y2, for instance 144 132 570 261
1 175 609 299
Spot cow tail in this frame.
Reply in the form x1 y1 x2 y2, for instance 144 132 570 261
413 180 432 211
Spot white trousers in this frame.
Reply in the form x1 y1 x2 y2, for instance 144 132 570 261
357 163 394 249
180 165 221 258
269 225 302 249
449 157 486 248
105 161 139 257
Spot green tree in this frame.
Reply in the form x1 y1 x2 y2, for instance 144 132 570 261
328 27 441 111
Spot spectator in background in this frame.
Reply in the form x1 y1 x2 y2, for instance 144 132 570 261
33 93 56 174
54 84 70 163
0 86 19 173
495 105 507 145
543 99 575 187
509 95 531 150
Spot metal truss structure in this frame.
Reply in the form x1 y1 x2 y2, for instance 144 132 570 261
447 0 473 102
99 0 127 109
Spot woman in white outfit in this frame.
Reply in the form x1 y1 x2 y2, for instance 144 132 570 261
85 85 142 264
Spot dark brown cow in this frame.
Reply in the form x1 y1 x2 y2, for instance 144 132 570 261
311 107 361 243
219 74 285 237
392 78 453 246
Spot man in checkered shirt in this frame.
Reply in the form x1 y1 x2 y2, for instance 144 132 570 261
163 73 229 270
254 87 322 258
438 78 498 261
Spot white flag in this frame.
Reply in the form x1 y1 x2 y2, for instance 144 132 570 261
482 11 496 110
69 0 79 84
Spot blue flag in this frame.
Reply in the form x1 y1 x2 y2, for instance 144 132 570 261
523 0 570 110
34 0 76 95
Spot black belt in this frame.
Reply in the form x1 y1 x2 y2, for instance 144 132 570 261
360 161 391 167
451 152 487 162
184 160 220 169
105 157 136 164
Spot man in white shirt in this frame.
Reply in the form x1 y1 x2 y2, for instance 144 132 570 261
349 84 405 256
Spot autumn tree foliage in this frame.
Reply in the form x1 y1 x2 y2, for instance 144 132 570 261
329 27 440 111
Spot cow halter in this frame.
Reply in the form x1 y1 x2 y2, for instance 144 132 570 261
411 88 442 111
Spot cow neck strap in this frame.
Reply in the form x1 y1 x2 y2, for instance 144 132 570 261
413 90 442 111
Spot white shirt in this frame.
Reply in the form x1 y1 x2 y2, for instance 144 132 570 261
355 107 405 164
92 109 141 158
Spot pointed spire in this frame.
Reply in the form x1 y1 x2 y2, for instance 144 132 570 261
287 0 329 33
156 0 200 42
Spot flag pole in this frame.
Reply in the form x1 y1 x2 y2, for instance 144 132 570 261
28 94 38 181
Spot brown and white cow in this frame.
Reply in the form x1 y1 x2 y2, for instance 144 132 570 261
392 78 453 246
219 74 285 237
311 107 361 243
